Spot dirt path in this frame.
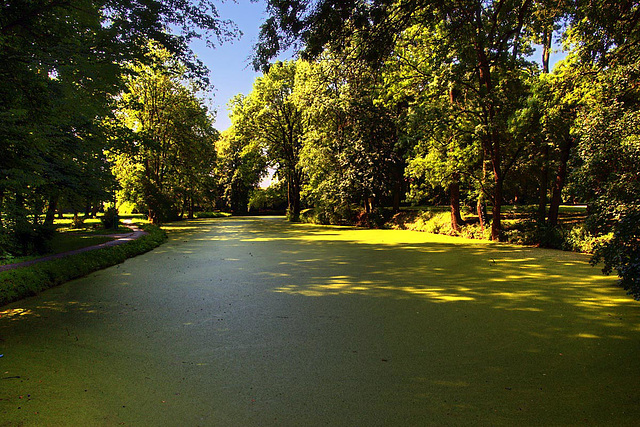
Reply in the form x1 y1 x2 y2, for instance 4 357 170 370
0 217 638 426
0 225 147 272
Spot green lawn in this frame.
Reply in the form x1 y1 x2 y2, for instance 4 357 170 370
0 214 150 266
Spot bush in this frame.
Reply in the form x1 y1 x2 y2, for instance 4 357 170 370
390 210 454 235
303 202 358 225
101 207 120 229
13 224 56 255
71 214 85 229
299 208 316 223
194 211 230 219
592 210 640 300
562 224 599 253
0 225 167 307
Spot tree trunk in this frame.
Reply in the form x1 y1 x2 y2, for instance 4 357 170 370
148 209 156 224
537 27 552 225
44 196 58 226
392 163 404 213
449 175 465 232
491 180 503 241
537 144 549 224
477 156 488 232
548 136 574 226
188 194 194 219
0 188 4 229
287 170 301 221
542 28 552 74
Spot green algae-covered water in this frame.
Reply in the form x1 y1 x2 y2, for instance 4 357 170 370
1 217 639 425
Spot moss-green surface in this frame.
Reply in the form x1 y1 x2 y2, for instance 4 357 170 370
0 217 638 426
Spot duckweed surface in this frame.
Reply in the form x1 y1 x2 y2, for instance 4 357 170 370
1 217 638 425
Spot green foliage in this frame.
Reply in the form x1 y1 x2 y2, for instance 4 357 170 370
112 46 218 223
295 57 405 222
214 124 266 214
101 207 120 230
0 225 167 307
227 61 305 220
592 209 640 300
194 211 231 219
391 211 454 236
249 181 287 211
0 0 231 254
71 215 85 229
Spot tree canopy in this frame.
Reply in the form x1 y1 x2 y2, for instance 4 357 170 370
2 0 639 299
242 0 640 298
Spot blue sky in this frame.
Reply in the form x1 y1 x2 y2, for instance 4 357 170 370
189 0 288 131
191 1 566 132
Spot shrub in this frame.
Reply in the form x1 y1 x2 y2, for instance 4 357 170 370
0 225 167 307
562 224 599 253
71 215 85 229
194 211 231 219
101 207 120 229
306 202 358 225
591 210 640 300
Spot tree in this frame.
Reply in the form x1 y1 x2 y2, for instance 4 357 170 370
295 56 406 224
0 0 235 253
113 47 218 223
231 61 306 221
256 0 559 240
215 115 267 214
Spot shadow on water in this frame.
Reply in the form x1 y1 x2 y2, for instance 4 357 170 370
1 216 638 425
4 216 636 334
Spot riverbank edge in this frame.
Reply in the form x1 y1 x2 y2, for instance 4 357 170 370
0 225 167 307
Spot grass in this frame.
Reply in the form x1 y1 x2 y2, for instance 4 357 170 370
0 216 140 266
0 224 167 306
390 205 594 251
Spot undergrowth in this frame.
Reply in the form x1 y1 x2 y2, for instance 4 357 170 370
0 225 167 307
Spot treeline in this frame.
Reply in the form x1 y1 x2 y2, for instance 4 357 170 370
223 1 639 298
0 1 241 254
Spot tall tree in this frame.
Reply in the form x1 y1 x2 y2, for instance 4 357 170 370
294 56 405 224
232 61 306 221
0 0 235 252
215 108 267 215
256 0 556 240
113 47 218 223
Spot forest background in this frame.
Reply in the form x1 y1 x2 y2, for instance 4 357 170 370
0 0 638 298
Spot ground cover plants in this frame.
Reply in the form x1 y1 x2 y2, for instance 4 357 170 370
0 224 166 306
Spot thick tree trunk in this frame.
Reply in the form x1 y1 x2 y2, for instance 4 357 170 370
449 175 465 232
548 137 574 226
287 170 301 221
188 194 194 219
392 163 404 213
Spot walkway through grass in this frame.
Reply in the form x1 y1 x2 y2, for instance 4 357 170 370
1 217 638 425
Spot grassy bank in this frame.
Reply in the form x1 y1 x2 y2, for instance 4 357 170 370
0 225 167 307
387 205 602 253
